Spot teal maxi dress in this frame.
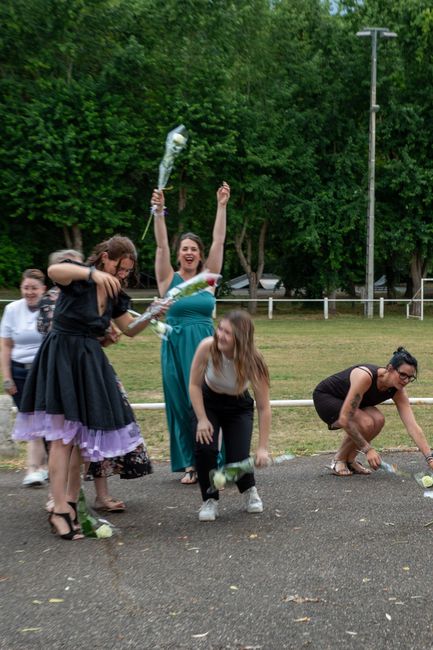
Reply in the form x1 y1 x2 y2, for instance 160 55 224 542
162 273 215 472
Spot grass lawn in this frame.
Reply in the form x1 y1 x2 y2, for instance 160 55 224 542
3 313 433 467
104 313 433 461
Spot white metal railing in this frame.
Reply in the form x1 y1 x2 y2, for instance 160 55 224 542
129 397 433 410
2 296 433 320
9 397 433 418
126 296 425 320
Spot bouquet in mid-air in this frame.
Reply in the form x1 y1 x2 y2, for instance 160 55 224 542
141 124 188 240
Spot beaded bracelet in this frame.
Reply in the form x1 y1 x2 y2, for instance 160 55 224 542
154 207 168 218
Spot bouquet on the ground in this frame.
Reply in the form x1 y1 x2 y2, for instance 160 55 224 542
127 271 221 332
208 454 295 492
141 124 188 240
415 471 433 489
77 488 115 539
380 460 433 489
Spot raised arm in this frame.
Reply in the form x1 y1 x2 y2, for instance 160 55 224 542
204 182 230 274
48 264 121 299
393 390 433 469
338 367 382 469
189 338 214 444
152 189 174 297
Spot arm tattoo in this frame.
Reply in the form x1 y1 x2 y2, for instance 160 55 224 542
347 393 367 448
349 393 361 418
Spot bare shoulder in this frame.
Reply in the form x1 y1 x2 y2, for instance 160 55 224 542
197 337 214 353
349 366 373 388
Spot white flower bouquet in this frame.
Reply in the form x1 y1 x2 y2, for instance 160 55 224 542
208 454 295 493
127 271 221 331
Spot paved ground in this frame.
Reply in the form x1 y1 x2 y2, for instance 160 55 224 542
1 452 433 650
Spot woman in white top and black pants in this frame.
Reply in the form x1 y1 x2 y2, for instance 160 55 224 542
1 269 47 486
189 310 271 521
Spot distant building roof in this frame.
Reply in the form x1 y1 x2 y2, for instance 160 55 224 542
227 274 283 290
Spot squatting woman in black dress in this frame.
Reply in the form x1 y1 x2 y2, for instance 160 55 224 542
313 347 433 477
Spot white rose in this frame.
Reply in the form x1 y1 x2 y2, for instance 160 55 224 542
421 475 433 488
213 471 226 490
153 321 166 335
96 524 113 538
172 133 186 146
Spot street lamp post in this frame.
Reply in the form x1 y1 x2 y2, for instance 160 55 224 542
356 27 397 318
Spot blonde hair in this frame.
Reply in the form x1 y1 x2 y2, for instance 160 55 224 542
210 310 270 393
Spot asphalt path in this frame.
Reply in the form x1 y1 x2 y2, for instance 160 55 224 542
1 452 433 650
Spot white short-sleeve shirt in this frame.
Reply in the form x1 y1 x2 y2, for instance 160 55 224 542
0 298 43 364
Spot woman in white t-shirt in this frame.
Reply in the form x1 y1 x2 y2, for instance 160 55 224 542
1 269 47 486
189 310 271 522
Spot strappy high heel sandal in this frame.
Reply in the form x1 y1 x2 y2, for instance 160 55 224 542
48 512 84 541
67 501 81 531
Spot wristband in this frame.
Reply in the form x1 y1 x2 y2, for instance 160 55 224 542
154 207 168 218
425 453 433 464
3 379 14 390
361 444 372 455
88 266 95 281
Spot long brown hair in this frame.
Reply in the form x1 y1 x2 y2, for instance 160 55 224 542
210 310 270 393
87 235 138 286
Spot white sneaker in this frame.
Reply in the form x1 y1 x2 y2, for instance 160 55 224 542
22 469 48 487
244 486 263 513
199 499 219 522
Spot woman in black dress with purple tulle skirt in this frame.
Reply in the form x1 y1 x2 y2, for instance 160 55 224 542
13 236 154 540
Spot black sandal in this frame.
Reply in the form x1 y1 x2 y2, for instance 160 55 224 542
68 501 81 531
180 470 198 485
48 512 83 541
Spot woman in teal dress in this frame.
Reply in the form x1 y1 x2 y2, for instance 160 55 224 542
152 182 230 483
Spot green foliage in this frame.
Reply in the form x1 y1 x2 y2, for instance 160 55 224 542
1 0 433 294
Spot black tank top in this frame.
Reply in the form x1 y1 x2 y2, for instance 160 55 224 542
314 364 397 407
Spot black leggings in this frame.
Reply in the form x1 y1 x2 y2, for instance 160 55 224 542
194 382 255 501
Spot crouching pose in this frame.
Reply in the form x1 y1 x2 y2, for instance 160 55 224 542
189 310 271 521
313 347 433 476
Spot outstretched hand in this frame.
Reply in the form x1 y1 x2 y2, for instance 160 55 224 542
366 447 382 470
217 181 230 207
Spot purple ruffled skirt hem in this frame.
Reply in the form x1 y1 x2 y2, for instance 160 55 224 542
13 411 144 462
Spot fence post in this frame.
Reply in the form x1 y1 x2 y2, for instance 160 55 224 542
324 297 329 320
379 297 384 319
268 297 273 320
